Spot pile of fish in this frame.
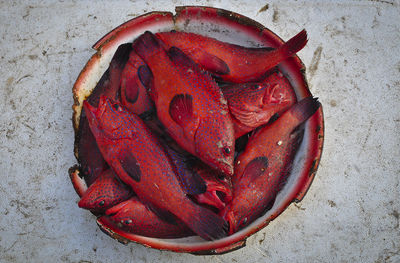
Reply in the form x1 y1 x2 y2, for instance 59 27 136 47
76 29 320 240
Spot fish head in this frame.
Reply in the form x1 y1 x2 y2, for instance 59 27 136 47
241 81 295 109
78 187 110 212
194 117 235 176
222 206 239 235
78 170 131 212
222 202 256 235
83 96 135 141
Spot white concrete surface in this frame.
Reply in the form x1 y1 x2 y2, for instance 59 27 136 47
0 0 399 262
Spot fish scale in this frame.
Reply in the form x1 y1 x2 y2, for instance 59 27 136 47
156 30 308 83
132 31 235 176
84 96 228 240
103 197 193 238
223 97 320 234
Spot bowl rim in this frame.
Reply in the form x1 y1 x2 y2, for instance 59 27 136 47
70 5 324 254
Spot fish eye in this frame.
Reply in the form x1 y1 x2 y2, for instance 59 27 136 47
223 147 231 156
112 103 121 111
98 200 105 206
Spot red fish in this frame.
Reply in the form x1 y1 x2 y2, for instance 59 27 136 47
191 162 233 212
104 197 192 238
156 30 307 83
77 43 132 185
132 31 235 176
84 96 228 240
78 169 132 213
223 97 320 234
120 49 154 115
222 71 297 138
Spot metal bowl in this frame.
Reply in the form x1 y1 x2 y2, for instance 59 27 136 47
69 6 324 255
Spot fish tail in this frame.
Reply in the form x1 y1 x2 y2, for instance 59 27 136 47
132 31 162 59
290 96 320 124
109 43 132 70
180 202 228 240
278 29 308 59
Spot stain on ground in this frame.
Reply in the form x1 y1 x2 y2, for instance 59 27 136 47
330 100 337 107
390 210 399 228
328 200 337 207
28 55 38 60
16 74 32 84
294 203 306 210
360 120 374 153
272 8 279 23
309 46 323 78
258 232 266 244
258 4 269 13
6 77 14 87
367 0 394 5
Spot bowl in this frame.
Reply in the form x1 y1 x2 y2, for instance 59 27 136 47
69 6 324 255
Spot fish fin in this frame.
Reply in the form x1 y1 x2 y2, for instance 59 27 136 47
167 46 229 76
119 151 141 182
178 170 207 195
290 97 320 123
146 203 178 225
85 68 110 107
105 198 131 215
108 43 132 99
132 31 161 58
165 146 207 195
196 51 230 75
195 191 226 211
121 76 139 104
242 156 269 183
228 104 260 128
109 168 131 190
83 100 101 136
167 46 198 68
169 94 193 126
278 29 308 58
110 43 132 69
183 204 228 240
137 65 153 92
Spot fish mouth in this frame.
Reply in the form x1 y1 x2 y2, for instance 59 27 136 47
216 159 234 177
221 209 237 235
202 156 234 177
77 196 90 209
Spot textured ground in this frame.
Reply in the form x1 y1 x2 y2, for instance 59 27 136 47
0 0 399 262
